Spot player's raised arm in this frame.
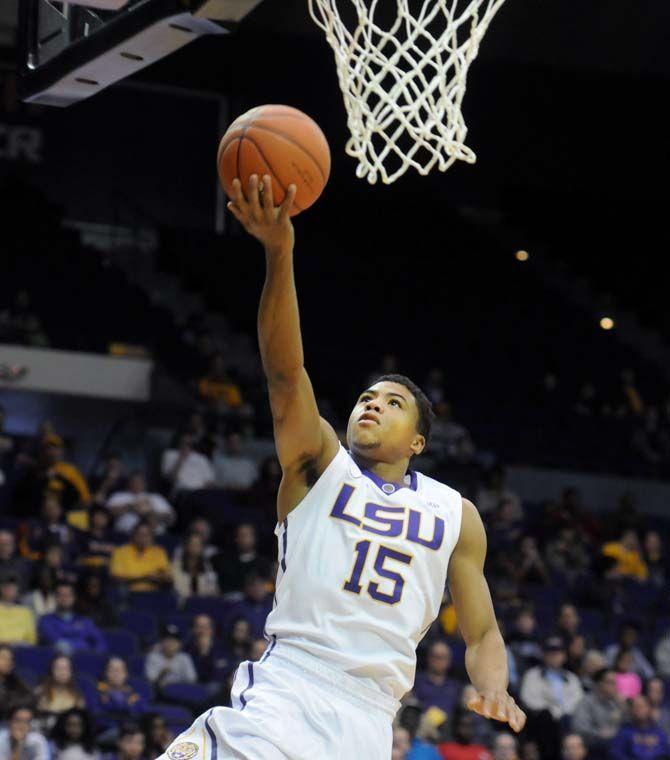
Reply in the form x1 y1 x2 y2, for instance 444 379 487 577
448 498 527 733
227 175 339 516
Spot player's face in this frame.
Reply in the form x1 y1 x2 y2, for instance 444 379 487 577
346 381 425 463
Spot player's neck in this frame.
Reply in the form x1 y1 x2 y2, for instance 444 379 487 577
352 455 409 488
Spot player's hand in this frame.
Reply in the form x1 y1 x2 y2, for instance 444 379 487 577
227 174 296 253
466 689 527 733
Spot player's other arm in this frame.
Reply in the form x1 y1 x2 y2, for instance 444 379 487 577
448 498 527 733
228 176 339 519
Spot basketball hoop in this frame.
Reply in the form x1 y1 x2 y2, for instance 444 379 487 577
308 0 508 184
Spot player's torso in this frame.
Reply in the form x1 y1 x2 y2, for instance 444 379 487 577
265 446 462 700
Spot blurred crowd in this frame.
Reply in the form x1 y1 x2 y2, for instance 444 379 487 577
0 343 670 760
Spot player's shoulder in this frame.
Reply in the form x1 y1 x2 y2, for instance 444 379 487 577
413 470 463 515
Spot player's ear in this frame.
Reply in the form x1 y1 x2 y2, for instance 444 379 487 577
410 434 425 457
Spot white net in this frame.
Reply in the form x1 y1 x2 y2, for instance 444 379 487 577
308 0 508 184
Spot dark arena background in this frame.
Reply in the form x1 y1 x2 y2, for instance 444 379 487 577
1 1 670 759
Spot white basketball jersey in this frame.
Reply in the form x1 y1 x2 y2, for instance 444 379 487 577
265 445 463 701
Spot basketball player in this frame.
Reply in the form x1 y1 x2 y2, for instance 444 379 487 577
159 175 526 760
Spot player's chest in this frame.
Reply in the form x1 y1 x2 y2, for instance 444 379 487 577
327 482 445 552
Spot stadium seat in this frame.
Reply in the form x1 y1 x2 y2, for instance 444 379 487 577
103 628 139 657
15 667 39 686
164 613 194 638
77 674 101 712
152 703 193 734
128 591 179 617
12 646 53 674
183 596 235 628
73 651 109 680
128 654 147 678
119 610 158 646
128 675 154 703
161 682 209 709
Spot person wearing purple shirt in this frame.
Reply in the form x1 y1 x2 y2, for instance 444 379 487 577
225 572 273 638
413 640 461 715
610 695 670 760
38 581 107 654
97 657 147 718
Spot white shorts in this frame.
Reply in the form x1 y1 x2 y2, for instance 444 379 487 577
157 640 398 760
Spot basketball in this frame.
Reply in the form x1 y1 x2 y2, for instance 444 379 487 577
217 105 331 217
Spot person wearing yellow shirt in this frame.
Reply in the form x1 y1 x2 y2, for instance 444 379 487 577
602 530 649 582
0 575 36 645
110 521 172 593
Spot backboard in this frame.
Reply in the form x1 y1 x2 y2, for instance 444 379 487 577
17 0 263 106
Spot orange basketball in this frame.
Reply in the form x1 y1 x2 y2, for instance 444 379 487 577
217 105 331 217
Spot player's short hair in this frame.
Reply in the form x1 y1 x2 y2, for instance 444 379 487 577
374 374 435 443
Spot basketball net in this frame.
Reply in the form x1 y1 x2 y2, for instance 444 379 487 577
308 0 508 184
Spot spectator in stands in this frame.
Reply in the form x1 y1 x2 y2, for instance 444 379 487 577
184 410 218 459
654 626 670 678
19 492 74 561
223 617 252 669
110 521 172 593
0 574 37 645
0 529 29 590
22 560 58 618
145 623 197 690
605 622 654 680
225 572 273 638
475 466 522 518
214 523 269 596
618 368 645 418
141 713 174 760
512 536 550 585
38 581 107 654
507 609 542 677
97 657 147 719
0 705 49 760
75 506 121 569
642 530 668 587
16 434 91 515
560 734 587 760
413 641 461 715
34 655 85 729
173 517 217 561
565 635 587 677
161 432 215 494
50 708 99 760
248 456 282 518
646 677 670 736
555 604 581 645
520 637 584 721
185 614 228 691
487 499 523 554
214 432 259 491
437 709 493 760
578 650 608 693
570 668 623 754
492 733 520 760
392 724 412 760
196 353 244 414
90 452 127 506
545 528 591 585
76 573 118 629
107 471 175 535
612 648 642 700
610 695 669 760
172 531 218 601
105 724 146 760
0 645 34 719
573 381 599 417
601 530 648 582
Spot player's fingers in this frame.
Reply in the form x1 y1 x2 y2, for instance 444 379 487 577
480 696 495 720
231 178 248 211
227 202 245 225
278 184 297 223
511 705 527 733
248 174 263 219
262 175 275 220
465 695 483 716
